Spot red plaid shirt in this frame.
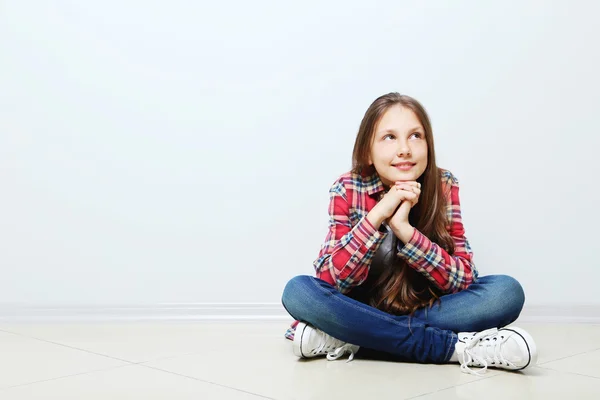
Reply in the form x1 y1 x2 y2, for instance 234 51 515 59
285 168 478 340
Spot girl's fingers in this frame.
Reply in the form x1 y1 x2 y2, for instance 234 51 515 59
396 189 418 201
395 183 420 191
396 184 421 195
395 181 421 188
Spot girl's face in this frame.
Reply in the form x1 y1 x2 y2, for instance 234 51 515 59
368 105 428 187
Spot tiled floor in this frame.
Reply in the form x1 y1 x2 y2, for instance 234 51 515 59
0 321 598 399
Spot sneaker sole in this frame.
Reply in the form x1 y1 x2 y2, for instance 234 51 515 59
293 322 308 358
502 327 538 370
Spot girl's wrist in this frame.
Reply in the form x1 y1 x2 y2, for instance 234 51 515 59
366 208 386 229
390 222 414 243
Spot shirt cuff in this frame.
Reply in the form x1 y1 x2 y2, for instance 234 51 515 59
396 228 432 263
359 216 386 247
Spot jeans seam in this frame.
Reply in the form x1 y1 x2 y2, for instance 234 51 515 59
444 333 458 362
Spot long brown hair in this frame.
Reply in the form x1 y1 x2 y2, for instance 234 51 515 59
352 92 455 315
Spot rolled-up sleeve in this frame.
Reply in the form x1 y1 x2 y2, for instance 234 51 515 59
396 173 478 293
313 179 386 293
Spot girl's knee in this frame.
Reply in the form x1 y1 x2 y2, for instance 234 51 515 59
483 275 525 325
281 275 316 319
493 275 525 310
282 275 311 301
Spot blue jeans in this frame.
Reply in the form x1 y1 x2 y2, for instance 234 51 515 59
281 274 525 364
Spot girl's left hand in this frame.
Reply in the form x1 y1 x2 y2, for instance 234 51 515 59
395 182 421 208
388 182 421 227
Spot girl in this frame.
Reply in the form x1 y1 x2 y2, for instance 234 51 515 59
281 93 537 376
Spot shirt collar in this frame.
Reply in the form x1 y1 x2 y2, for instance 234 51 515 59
363 170 387 196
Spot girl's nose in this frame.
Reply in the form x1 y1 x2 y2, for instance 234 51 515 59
397 144 411 157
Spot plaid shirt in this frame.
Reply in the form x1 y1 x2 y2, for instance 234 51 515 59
284 168 478 340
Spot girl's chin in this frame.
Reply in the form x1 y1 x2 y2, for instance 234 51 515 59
380 171 420 185
393 170 416 179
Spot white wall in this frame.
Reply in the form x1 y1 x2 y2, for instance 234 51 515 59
1 1 598 310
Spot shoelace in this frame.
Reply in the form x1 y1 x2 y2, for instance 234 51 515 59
460 328 512 376
326 344 357 362
312 330 357 362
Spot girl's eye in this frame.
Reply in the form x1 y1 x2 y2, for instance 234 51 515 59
383 132 422 140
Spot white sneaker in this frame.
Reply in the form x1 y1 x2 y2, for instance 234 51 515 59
456 327 538 375
293 322 360 362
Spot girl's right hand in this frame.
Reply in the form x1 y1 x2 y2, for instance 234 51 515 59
375 183 419 219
